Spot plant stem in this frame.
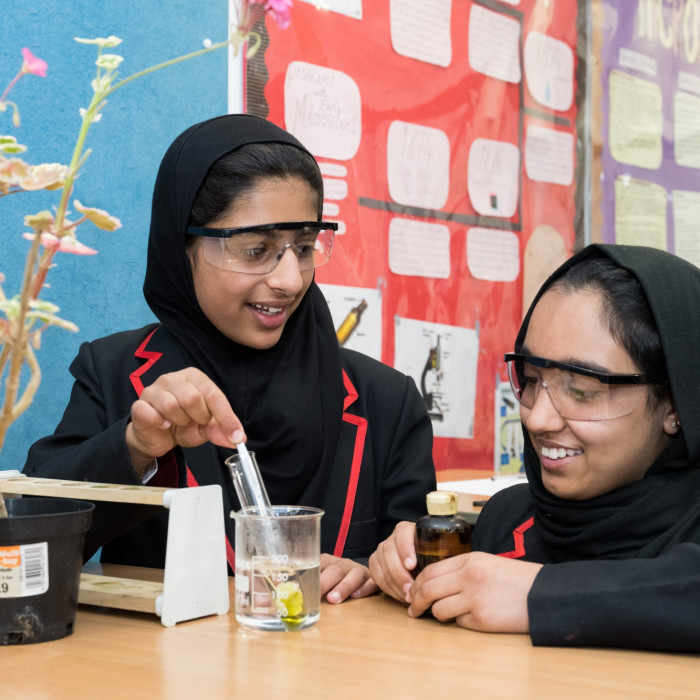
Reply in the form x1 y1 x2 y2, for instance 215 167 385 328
0 224 42 452
103 38 236 100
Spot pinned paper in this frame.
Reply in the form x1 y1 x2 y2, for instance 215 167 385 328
389 218 451 279
394 316 478 439
674 91 700 169
468 4 521 84
614 176 667 248
390 0 452 67
323 177 348 201
467 139 520 218
300 0 362 20
609 70 662 170
525 125 573 185
524 32 574 111
387 121 450 209
319 284 382 360
673 190 700 267
284 62 362 161
466 228 520 282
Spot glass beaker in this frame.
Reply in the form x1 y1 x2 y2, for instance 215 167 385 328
232 506 324 632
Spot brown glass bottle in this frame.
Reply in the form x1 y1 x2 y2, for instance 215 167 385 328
414 491 471 576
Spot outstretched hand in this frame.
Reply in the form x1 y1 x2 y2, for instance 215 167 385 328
126 367 245 471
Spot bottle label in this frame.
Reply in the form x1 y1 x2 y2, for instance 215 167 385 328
0 542 49 597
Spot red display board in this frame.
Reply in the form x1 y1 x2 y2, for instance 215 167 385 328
246 0 585 472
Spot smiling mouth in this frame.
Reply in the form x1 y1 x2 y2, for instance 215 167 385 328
249 302 284 316
541 446 583 460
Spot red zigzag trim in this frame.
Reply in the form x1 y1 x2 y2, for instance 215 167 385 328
498 517 535 559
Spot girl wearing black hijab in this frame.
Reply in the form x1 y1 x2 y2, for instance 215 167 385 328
24 114 436 603
370 244 700 650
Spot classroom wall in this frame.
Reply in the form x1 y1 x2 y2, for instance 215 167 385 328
1 1 230 469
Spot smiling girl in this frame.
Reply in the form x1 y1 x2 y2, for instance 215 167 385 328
370 244 700 651
24 115 437 604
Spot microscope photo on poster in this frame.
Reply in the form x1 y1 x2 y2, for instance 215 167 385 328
393 316 478 439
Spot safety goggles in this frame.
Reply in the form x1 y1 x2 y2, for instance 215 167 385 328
186 221 337 274
504 353 651 421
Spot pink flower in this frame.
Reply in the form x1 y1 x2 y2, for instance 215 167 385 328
266 0 293 29
23 232 97 255
20 48 48 78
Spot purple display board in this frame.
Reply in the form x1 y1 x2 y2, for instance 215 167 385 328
598 0 700 263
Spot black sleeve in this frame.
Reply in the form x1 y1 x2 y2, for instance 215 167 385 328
21 341 165 561
23 340 140 485
377 375 437 541
528 543 700 651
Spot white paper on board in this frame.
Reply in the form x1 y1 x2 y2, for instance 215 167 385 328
466 228 520 282
673 190 700 268
390 0 452 67
524 32 574 111
614 176 667 249
318 284 382 360
394 317 478 439
618 48 657 78
524 125 573 185
387 121 450 209
284 61 362 161
300 0 362 20
468 4 521 84
674 91 700 169
323 177 349 201
609 70 662 170
467 139 520 218
389 218 451 279
679 71 700 97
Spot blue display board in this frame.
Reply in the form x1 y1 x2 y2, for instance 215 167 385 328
1 1 229 468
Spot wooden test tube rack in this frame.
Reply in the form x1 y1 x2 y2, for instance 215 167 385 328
0 475 230 627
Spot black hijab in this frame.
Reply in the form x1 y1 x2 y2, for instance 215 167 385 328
143 114 343 507
517 244 700 561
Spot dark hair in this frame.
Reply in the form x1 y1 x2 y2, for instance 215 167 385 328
548 255 671 406
188 142 324 227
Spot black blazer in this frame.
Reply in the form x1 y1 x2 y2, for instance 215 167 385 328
24 324 436 570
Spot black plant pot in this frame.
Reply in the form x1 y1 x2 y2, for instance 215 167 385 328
0 497 94 645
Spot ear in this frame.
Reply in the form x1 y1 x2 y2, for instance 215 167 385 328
662 402 681 436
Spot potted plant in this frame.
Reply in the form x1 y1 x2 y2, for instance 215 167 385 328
0 0 292 643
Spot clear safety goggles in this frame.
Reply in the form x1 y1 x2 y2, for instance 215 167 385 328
504 352 651 421
186 221 337 275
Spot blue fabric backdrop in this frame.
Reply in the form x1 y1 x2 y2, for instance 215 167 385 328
1 1 229 468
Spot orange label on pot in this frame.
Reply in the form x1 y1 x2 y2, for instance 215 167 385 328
0 542 48 598
0 546 21 568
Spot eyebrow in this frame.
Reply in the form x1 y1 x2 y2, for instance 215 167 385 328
519 346 614 375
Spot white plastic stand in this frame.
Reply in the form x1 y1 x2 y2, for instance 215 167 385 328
0 474 230 627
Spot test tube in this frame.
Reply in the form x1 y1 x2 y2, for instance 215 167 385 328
225 445 272 514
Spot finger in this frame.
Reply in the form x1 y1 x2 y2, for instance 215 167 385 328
369 539 412 602
131 398 172 431
174 369 243 444
408 558 468 617
324 563 370 604
394 521 418 571
319 557 349 596
139 382 203 427
350 577 379 599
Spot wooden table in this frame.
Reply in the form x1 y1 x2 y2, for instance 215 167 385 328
2 564 699 699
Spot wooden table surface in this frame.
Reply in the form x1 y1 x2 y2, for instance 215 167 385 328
2 563 699 699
